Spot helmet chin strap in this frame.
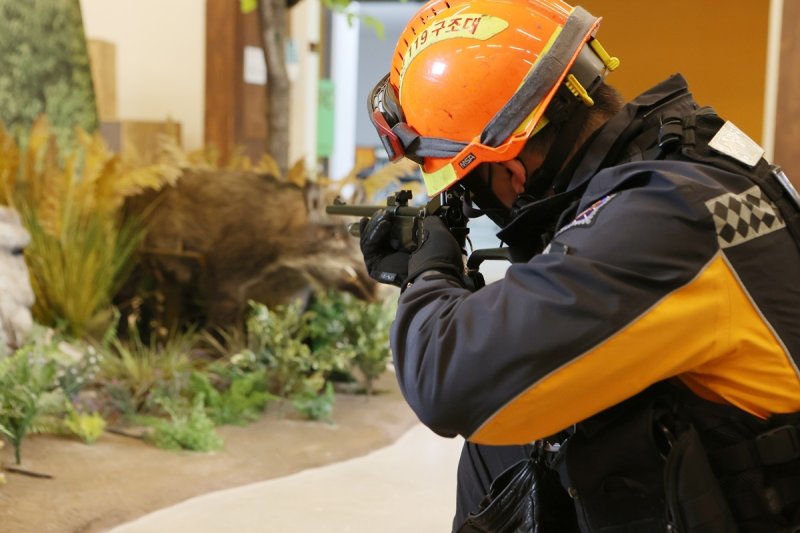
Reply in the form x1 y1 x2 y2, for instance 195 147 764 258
460 166 515 227
461 191 508 226
511 102 591 217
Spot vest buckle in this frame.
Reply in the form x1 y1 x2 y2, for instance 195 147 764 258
657 117 684 149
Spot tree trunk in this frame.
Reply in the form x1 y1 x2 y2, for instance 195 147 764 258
258 0 291 175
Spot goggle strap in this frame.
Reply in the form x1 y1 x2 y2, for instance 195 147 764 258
481 6 597 147
392 122 468 164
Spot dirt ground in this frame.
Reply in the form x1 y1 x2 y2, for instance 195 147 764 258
0 373 418 533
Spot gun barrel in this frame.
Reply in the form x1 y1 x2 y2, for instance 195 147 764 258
325 204 422 218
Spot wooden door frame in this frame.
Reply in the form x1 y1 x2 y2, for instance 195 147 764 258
204 0 242 163
774 0 800 184
204 1 276 164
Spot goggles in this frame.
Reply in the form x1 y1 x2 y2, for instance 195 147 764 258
368 6 617 196
368 74 466 165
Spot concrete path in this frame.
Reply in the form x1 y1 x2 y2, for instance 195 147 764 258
111 424 464 533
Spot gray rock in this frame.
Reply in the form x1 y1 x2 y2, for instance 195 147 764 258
0 206 34 353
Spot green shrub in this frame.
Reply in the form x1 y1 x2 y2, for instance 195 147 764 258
0 350 57 464
145 395 223 452
306 292 358 376
187 369 275 426
291 380 335 422
349 299 394 395
245 300 327 399
0 328 107 447
242 292 394 419
46 338 101 400
97 325 196 416
308 291 394 395
63 409 105 444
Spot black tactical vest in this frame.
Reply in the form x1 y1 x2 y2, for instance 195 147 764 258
549 108 800 533
550 381 800 532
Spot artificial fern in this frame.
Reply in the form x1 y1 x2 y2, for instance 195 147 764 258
0 117 181 336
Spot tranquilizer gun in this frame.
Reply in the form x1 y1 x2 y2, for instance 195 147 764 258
326 189 515 290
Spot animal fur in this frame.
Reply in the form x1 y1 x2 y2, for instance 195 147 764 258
124 170 377 329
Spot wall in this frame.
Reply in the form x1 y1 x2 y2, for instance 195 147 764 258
579 0 769 142
290 0 321 173
774 0 800 182
80 0 206 150
78 0 776 163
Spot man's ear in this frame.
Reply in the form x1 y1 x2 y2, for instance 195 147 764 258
500 159 527 195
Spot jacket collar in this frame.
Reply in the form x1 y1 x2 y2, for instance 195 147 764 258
566 73 694 192
496 74 695 254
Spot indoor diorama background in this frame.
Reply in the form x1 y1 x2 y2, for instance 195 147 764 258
80 0 798 181
1 1 799 532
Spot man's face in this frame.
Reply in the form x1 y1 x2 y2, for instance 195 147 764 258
482 163 519 209
468 151 545 210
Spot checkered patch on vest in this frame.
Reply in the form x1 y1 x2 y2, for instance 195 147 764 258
705 186 785 248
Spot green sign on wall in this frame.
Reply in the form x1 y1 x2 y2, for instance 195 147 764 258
317 79 335 158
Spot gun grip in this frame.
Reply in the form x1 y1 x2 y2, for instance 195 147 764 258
389 215 421 252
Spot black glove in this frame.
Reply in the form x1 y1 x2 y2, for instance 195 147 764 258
407 215 464 287
359 209 410 287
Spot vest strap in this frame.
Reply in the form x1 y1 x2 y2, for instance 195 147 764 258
714 424 800 473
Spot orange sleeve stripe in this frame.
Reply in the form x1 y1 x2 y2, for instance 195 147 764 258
679 255 800 418
469 254 800 445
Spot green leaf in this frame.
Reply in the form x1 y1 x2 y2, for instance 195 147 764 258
362 15 385 40
291 380 335 421
319 0 385 38
240 0 258 14
64 410 106 444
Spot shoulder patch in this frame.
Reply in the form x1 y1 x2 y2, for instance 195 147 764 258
705 185 785 248
708 121 764 168
557 194 617 235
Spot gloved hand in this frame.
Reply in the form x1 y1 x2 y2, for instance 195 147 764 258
360 209 410 287
407 215 464 287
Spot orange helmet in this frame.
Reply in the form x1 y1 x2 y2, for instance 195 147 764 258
368 0 619 196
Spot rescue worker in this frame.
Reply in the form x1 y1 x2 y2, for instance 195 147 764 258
359 0 800 531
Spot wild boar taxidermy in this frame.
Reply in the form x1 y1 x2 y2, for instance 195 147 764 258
123 170 378 329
